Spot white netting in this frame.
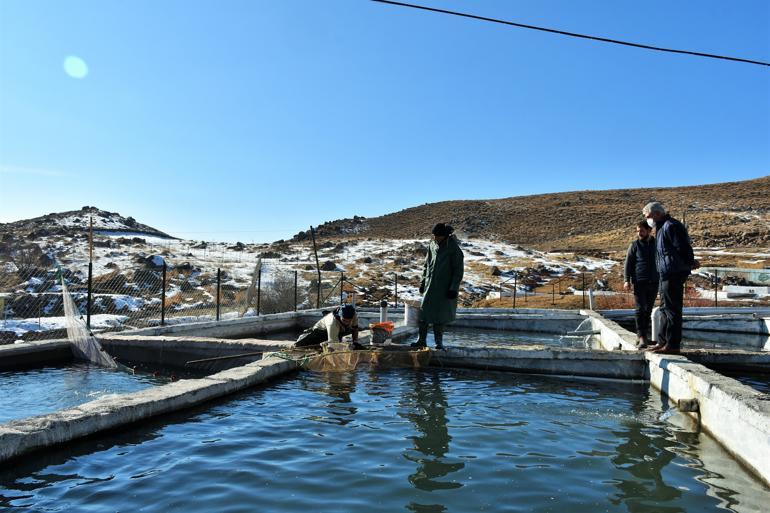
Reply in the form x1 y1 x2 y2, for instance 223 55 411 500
62 276 117 368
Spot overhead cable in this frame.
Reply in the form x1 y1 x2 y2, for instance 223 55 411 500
371 0 770 68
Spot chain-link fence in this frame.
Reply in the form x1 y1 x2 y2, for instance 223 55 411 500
0 254 388 343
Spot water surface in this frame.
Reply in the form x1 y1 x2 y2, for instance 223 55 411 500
0 363 169 424
1 367 767 512
421 327 597 349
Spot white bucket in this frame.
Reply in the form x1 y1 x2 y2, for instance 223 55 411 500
404 301 421 327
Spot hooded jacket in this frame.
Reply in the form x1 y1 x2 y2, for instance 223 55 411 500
420 235 464 325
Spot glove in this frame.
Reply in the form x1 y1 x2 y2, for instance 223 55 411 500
419 284 425 294
446 290 458 299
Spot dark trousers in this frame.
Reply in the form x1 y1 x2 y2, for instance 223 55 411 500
658 273 687 350
633 281 658 338
295 327 326 347
418 320 445 347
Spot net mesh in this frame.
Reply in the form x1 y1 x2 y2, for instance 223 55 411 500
302 347 432 372
62 275 117 368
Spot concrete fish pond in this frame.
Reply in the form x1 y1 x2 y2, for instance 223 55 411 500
1 308 769 512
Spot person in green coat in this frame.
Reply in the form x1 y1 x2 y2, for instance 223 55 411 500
412 223 464 349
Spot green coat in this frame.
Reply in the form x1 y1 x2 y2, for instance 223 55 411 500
420 235 464 324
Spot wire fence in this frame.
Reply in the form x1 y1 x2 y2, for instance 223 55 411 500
0 257 375 343
3 253 766 344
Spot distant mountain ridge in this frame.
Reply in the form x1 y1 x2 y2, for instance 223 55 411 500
294 176 770 250
0 206 173 239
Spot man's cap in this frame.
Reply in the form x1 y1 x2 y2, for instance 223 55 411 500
340 304 356 319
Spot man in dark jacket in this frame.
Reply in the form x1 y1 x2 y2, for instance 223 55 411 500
411 223 464 350
623 220 659 348
642 201 699 354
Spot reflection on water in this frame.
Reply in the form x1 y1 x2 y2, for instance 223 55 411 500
1 368 768 512
423 327 595 349
717 371 770 394
682 330 770 352
0 363 168 424
400 371 464 494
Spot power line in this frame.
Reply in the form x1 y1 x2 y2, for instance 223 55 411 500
371 0 770 68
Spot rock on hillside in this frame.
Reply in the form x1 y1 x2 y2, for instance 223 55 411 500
293 176 770 250
0 206 174 240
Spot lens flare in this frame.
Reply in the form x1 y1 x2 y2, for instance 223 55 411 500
63 55 88 79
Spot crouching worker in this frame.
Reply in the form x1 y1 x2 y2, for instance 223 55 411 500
295 304 362 349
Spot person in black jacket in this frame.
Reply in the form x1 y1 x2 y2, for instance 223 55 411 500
623 220 659 348
642 201 699 354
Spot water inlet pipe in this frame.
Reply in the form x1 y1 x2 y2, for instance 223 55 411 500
379 300 388 322
651 306 662 343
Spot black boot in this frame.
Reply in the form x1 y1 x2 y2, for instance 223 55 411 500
411 323 428 348
433 324 445 350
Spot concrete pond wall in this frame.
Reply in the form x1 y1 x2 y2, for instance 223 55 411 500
1 307 769 487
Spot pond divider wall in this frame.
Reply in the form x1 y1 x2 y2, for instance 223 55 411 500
1 308 769 487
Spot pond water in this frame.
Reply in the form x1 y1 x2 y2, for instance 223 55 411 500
681 330 769 352
421 327 599 349
0 363 169 424
1 367 767 512
719 371 770 395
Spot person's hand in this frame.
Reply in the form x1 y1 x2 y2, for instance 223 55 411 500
623 282 631 291
419 284 425 294
446 290 458 299
691 259 700 270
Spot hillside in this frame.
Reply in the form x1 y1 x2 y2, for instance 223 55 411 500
0 206 173 240
294 176 770 250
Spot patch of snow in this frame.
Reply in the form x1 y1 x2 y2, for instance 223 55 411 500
2 314 129 335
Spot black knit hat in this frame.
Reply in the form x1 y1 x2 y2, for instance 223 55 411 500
431 223 453 237
340 304 356 319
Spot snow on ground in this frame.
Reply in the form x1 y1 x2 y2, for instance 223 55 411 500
694 248 770 258
94 230 173 243
2 314 129 336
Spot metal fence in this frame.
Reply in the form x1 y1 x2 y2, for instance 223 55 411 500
0 258 373 343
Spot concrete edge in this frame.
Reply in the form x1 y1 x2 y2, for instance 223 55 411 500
0 339 73 370
583 310 639 352
431 346 646 380
0 356 299 463
645 351 770 486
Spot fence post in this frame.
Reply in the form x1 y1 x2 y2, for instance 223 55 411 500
87 216 93 329
582 273 586 309
216 268 221 321
294 270 298 311
161 263 166 326
714 270 718 307
513 274 517 309
257 266 262 315
86 261 93 329
394 274 398 308
340 272 344 305
310 226 321 308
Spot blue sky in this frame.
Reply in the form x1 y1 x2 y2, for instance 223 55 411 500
1 0 768 242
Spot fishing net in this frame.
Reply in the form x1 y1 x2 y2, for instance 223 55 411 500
301 346 432 372
61 276 118 368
